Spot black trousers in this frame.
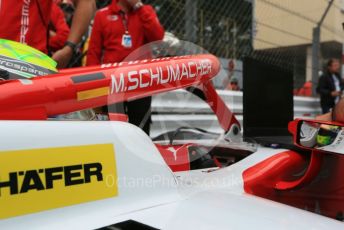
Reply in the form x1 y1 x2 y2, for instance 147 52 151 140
321 105 332 114
108 97 152 135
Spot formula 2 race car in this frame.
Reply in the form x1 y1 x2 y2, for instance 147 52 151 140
0 39 343 229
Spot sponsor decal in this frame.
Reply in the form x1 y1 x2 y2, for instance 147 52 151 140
0 144 118 219
107 15 119 21
0 55 53 78
20 0 30 44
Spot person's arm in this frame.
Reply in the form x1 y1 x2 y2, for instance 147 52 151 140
86 12 103 66
52 0 96 68
49 4 70 52
136 5 164 42
334 98 344 123
317 98 344 123
340 77 344 91
126 1 164 42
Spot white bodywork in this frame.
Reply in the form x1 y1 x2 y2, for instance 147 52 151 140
0 121 342 229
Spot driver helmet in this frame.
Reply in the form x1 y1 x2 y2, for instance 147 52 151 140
316 125 340 147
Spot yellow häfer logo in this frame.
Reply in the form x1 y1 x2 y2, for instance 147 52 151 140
0 144 118 219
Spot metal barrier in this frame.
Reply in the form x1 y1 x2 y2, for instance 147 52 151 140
151 90 321 137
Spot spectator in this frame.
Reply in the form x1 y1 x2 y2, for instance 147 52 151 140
226 77 241 91
86 0 164 134
0 0 95 68
48 3 71 53
297 81 312 97
317 59 344 114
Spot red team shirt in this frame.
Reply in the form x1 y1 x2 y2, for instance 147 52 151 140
0 0 52 53
49 3 70 52
86 1 164 66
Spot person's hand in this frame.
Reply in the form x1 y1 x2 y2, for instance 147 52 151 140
331 91 342 97
49 30 56 37
52 46 73 69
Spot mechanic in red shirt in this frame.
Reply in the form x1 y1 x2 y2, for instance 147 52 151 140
86 0 164 134
86 0 164 65
0 0 95 68
48 2 70 53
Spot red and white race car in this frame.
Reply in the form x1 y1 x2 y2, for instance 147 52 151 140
0 39 343 229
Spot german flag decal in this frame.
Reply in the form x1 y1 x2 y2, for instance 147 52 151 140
77 87 110 101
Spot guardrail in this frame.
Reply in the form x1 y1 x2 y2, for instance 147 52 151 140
151 90 321 138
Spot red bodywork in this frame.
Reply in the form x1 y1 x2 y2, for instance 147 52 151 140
0 55 226 121
193 82 240 131
243 119 344 220
243 150 344 220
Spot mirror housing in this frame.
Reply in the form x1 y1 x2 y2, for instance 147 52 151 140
289 119 344 154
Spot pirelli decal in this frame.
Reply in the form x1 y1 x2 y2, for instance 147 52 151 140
0 144 118 219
